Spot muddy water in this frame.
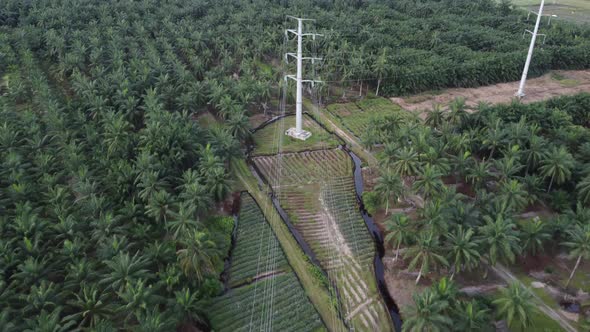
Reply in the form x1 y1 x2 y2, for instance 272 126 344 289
345 146 403 332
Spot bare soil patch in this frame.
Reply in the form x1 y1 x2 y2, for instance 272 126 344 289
391 70 590 118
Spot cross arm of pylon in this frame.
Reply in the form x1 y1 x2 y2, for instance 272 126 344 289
522 30 547 44
285 53 323 62
284 75 323 84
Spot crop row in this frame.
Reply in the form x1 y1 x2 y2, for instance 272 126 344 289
209 273 324 332
228 194 288 286
253 149 352 186
256 149 389 330
325 98 405 138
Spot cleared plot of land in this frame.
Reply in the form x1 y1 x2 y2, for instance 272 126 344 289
511 0 590 24
253 149 393 332
209 194 324 332
252 114 340 156
390 70 590 117
325 98 407 138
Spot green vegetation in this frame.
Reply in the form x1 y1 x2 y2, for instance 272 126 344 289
2 0 590 329
253 148 392 331
209 273 325 332
361 93 590 329
227 194 289 287
325 98 408 139
252 114 340 156
208 194 324 332
231 158 347 331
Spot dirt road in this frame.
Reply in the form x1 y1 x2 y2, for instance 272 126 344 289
390 70 590 117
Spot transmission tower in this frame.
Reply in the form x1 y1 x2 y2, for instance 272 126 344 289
516 0 557 99
284 16 323 141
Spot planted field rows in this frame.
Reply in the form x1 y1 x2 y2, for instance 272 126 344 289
228 194 289 287
209 194 325 332
325 97 406 138
209 273 325 332
253 149 393 331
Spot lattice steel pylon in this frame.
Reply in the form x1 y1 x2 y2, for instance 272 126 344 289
284 16 323 141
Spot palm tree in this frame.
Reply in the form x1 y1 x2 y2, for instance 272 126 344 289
388 146 422 178
520 217 550 257
413 164 445 199
455 300 492 332
497 179 529 213
482 119 504 160
177 230 222 282
478 215 521 266
575 174 590 206
562 223 590 288
174 287 206 326
493 282 536 331
493 156 524 182
404 232 449 284
64 284 115 328
145 190 172 224
523 135 547 175
373 48 388 96
403 288 452 332
539 146 575 192
447 97 468 126
100 252 149 292
451 151 472 183
384 214 414 261
446 226 481 279
425 104 446 129
374 171 405 214
466 160 491 190
167 201 200 240
226 111 251 140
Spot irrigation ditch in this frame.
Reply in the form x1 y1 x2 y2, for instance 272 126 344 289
241 112 403 331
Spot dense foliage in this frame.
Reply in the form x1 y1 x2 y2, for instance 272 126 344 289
1 0 590 329
370 93 590 329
